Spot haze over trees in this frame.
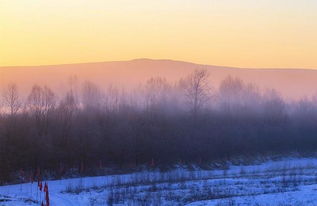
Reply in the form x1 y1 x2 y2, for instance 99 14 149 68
1 70 317 183
2 59 317 100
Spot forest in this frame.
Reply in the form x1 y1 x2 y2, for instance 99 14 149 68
1 70 317 183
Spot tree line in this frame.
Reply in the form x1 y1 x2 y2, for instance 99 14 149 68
1 70 317 183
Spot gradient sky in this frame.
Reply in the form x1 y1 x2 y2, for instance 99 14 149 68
1 0 317 68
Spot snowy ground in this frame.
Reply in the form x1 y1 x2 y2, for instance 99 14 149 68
1 157 317 205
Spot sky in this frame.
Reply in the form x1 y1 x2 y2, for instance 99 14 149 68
1 0 317 68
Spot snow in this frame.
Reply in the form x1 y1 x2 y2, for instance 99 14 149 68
1 157 317 205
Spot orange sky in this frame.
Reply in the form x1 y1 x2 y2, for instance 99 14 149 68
1 0 317 68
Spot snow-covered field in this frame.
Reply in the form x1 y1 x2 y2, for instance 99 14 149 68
1 157 317 206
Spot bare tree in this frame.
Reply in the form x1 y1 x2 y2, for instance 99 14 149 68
144 77 170 112
59 90 77 122
2 83 21 116
218 76 262 115
263 89 287 124
27 85 56 135
218 76 244 112
182 70 211 115
81 81 102 110
68 75 79 107
105 86 121 113
28 85 55 113
56 90 78 163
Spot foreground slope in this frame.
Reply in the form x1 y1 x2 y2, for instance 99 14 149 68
1 157 317 205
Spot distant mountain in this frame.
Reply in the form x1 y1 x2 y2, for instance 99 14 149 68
1 58 317 100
